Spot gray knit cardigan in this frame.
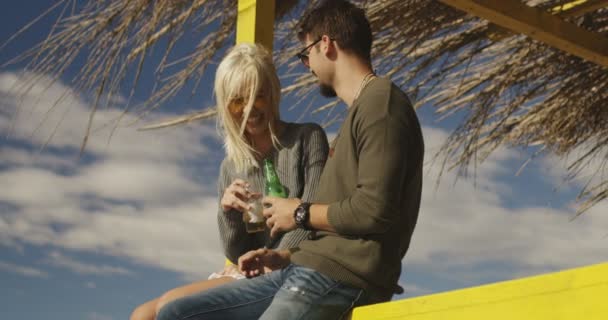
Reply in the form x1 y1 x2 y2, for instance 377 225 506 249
217 122 329 263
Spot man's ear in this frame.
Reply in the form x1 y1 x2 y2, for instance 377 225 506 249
322 35 337 59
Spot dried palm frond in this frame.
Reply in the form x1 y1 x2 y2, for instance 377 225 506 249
2 0 607 213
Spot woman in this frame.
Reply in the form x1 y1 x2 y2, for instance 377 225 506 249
130 43 329 320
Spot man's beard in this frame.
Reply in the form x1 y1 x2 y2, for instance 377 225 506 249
311 70 336 97
319 83 337 98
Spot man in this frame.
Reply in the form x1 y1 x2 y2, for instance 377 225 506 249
157 1 424 319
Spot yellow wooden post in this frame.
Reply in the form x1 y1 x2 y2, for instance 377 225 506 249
236 0 276 51
225 0 276 267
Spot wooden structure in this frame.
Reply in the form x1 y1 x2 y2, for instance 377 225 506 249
439 0 608 67
237 0 608 67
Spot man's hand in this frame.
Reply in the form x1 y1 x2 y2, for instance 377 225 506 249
238 248 291 278
262 197 301 238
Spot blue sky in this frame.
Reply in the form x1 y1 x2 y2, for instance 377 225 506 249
1 2 607 320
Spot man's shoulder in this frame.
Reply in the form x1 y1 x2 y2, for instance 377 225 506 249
356 77 412 119
361 77 392 98
372 76 393 88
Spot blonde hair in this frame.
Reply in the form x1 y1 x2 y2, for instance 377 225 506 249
215 43 282 173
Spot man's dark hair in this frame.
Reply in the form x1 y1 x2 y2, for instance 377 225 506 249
297 0 372 62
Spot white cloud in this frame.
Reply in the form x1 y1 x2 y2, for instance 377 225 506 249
79 160 203 205
0 72 214 159
1 71 225 279
404 126 608 286
326 131 337 143
0 261 49 278
0 146 75 169
44 251 132 276
540 144 607 197
402 284 433 300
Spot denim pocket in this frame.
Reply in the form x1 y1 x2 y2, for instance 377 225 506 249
281 266 366 304
281 266 340 298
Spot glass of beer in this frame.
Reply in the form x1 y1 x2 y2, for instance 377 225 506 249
244 191 265 233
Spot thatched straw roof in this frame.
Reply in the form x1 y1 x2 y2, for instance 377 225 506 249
2 0 607 213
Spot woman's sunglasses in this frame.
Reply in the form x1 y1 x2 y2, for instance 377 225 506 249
228 96 267 115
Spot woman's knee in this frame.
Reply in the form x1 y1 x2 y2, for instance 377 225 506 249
155 288 182 315
130 300 157 320
155 288 190 320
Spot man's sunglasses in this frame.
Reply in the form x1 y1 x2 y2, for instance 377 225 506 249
295 38 322 67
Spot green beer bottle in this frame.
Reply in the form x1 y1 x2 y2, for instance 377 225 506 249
261 158 288 246
263 158 288 198
243 159 288 234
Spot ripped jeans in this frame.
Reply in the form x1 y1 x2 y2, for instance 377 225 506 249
156 264 370 320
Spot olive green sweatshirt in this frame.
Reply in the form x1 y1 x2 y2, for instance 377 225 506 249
290 78 424 301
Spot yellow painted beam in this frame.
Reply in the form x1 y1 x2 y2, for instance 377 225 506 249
487 0 608 41
439 0 608 67
352 262 608 320
236 0 276 51
552 0 592 11
553 0 608 18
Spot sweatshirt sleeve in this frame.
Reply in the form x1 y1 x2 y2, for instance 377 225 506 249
327 105 412 235
276 124 329 250
216 160 259 263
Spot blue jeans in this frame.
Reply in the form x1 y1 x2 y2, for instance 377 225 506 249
157 264 370 320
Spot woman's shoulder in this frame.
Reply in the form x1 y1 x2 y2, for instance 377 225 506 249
277 122 327 155
284 122 326 139
275 123 328 164
219 157 235 174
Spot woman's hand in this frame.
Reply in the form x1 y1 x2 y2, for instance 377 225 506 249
220 179 252 213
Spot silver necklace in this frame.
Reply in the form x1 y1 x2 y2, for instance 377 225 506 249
353 72 376 102
330 72 377 154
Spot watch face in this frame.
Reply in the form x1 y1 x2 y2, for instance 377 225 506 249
296 208 305 222
294 203 310 229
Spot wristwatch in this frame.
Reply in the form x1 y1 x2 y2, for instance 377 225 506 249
294 202 312 230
